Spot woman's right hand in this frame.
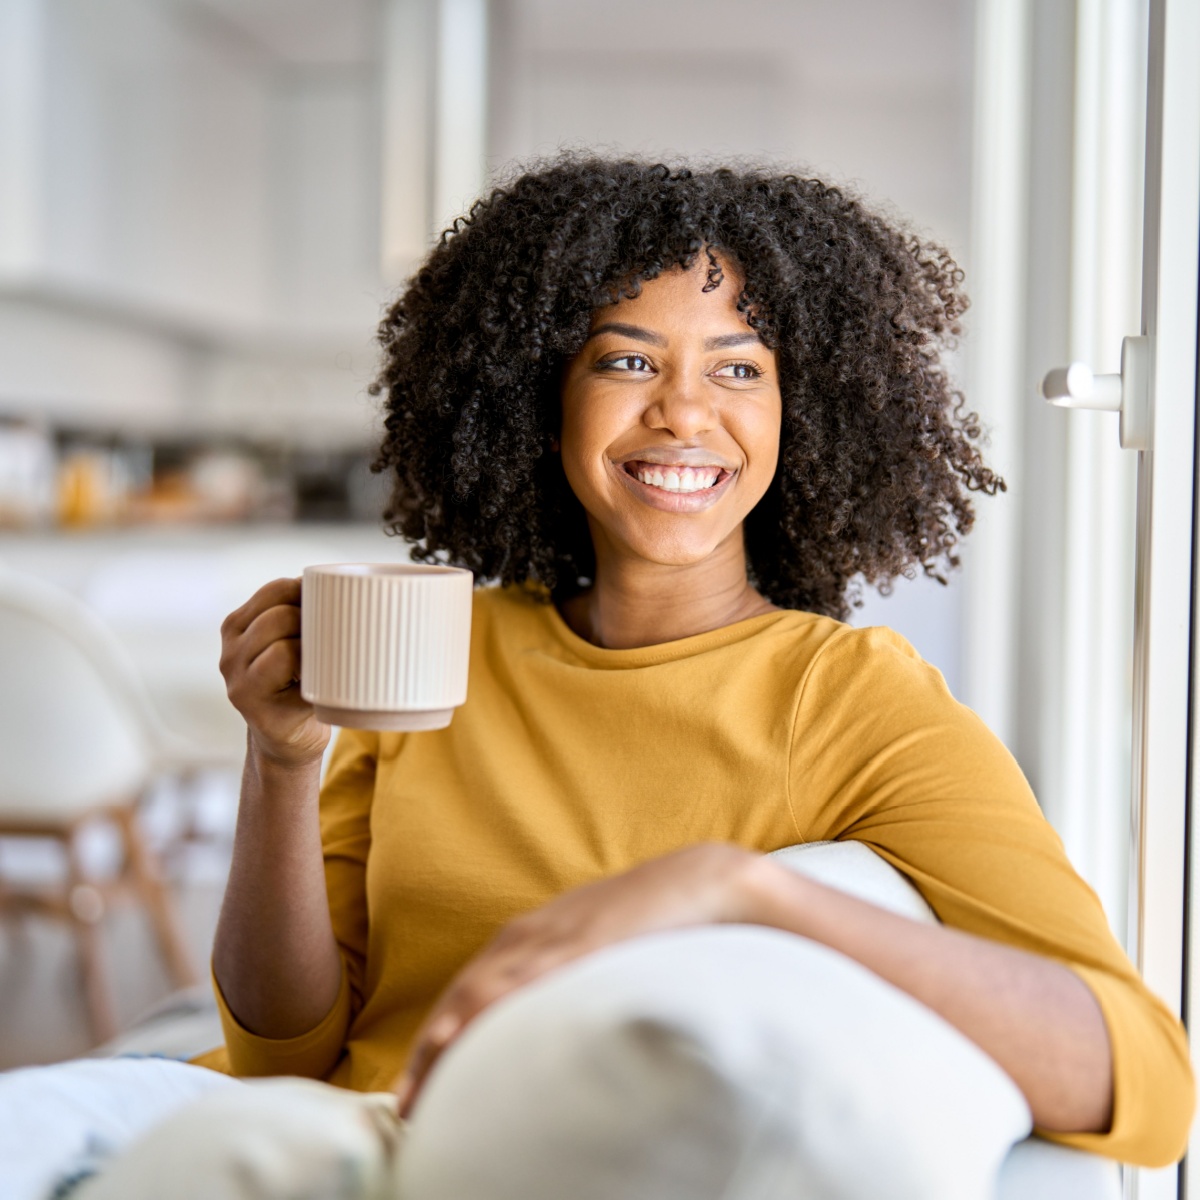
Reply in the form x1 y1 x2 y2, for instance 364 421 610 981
219 577 330 768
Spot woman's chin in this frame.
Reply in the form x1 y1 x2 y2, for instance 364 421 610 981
583 499 750 572
612 528 736 570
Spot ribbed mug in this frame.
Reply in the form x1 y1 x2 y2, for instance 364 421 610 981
300 563 473 730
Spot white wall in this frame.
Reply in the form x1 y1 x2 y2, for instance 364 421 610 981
273 70 383 336
0 0 385 444
10 0 272 325
490 0 973 256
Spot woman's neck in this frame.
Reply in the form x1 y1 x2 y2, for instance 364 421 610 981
560 529 778 650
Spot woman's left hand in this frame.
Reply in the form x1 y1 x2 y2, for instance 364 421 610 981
393 842 759 1116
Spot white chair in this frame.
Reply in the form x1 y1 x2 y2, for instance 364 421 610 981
0 568 214 1043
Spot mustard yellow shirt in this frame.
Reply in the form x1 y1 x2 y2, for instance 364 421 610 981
207 585 1193 1166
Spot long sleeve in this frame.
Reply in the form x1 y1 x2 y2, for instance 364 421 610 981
318 728 380 1019
790 624 1194 1166
213 728 379 1080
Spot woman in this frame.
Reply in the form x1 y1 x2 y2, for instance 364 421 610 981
207 158 1191 1170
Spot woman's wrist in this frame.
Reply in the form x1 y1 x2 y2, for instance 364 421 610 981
718 849 817 929
238 734 325 824
246 730 326 778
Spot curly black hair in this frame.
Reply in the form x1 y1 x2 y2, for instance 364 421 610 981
371 156 1002 620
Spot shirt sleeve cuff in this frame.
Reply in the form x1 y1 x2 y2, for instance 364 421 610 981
212 964 352 1082
1036 963 1194 1166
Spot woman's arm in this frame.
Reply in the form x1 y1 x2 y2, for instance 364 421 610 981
212 747 342 1038
394 843 1111 1131
211 577 342 1039
735 853 1112 1133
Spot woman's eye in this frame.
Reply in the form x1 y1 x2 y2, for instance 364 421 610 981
713 361 763 380
598 354 653 373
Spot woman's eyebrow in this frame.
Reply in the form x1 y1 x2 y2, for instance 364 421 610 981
585 324 765 351
702 332 764 350
586 321 667 346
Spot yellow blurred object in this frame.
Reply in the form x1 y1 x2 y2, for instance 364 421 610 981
58 451 115 527
123 469 206 525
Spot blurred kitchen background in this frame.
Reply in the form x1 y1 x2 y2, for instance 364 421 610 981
0 0 1142 1069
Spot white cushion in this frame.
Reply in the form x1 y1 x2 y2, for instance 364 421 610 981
996 1137 1121 1200
775 841 1120 1199
770 840 938 923
399 923 1033 1200
72 1079 402 1200
0 1057 237 1200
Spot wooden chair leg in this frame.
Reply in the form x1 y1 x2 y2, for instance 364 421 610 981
117 808 199 989
64 830 119 1045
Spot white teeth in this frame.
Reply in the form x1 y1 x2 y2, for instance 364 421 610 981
633 465 722 493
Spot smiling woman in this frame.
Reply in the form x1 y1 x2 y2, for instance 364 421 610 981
372 157 1001 620
198 155 1193 1193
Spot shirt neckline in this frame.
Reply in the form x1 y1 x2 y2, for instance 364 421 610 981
539 598 802 668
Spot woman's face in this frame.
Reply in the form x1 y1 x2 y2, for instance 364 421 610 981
560 258 782 569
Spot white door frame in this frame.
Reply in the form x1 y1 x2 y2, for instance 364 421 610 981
1129 0 1200 1196
967 2 1198 1194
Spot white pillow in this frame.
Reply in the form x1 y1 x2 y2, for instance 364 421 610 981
72 1079 402 1200
769 840 938 923
399 915 1033 1200
0 1056 237 1200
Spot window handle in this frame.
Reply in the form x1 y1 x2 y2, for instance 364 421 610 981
1041 334 1150 450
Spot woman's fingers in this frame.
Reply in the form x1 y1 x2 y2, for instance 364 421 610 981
243 637 303 695
396 942 573 1117
227 604 302 679
396 1012 464 1116
397 987 489 1116
218 576 329 766
220 576 301 639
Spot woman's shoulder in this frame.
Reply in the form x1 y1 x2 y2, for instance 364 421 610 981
786 617 956 710
756 610 922 671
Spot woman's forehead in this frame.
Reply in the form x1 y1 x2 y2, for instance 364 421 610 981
588 259 752 331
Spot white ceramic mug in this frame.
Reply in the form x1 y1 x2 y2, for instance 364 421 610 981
300 563 473 731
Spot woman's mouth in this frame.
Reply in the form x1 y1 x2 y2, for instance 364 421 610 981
622 461 732 494
614 459 737 512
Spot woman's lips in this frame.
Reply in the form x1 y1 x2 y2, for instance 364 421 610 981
612 459 736 512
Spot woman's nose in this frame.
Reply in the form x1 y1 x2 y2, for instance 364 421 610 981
644 378 717 440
